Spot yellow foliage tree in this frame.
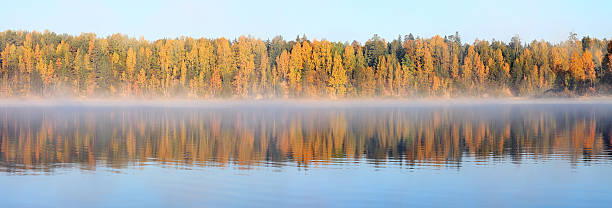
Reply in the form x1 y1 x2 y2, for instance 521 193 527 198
582 50 595 81
288 43 303 94
450 54 459 79
210 67 222 96
462 47 474 87
569 52 585 81
328 52 348 97
135 68 147 95
126 47 136 80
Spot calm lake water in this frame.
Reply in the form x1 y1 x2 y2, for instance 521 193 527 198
1 101 612 207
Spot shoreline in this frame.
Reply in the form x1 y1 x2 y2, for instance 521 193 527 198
1 96 612 108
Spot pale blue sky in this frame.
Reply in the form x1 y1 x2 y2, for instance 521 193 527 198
2 0 611 43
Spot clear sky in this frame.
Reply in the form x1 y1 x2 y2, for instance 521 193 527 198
2 0 611 44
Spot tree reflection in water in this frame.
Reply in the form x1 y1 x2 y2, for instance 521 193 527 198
1 104 611 173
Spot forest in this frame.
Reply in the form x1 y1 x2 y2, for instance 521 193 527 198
1 30 611 98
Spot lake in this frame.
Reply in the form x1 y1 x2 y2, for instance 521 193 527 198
1 100 612 207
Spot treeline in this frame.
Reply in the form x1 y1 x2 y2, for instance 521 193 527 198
1 30 611 98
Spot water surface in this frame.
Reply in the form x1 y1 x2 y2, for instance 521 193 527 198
1 101 612 207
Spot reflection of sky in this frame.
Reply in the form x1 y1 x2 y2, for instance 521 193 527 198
2 160 610 207
1 0 611 43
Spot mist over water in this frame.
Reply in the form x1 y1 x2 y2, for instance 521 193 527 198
1 100 612 207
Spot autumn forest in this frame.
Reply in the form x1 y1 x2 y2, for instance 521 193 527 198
1 30 612 98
